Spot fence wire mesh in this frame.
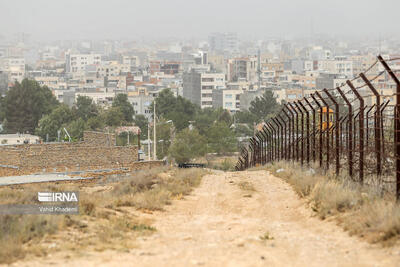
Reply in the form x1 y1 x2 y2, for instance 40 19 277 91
236 55 400 200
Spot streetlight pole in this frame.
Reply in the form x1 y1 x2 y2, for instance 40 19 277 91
153 100 157 160
148 122 151 161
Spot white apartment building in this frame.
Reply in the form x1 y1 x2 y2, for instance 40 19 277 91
200 73 225 108
227 57 258 83
1 57 25 83
318 59 353 78
123 55 139 70
66 53 101 73
183 71 225 109
212 88 242 112
96 61 130 77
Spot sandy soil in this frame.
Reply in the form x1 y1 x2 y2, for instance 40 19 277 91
13 170 400 266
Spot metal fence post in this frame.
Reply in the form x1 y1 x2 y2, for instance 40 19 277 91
304 97 316 162
289 103 299 162
324 89 340 175
263 125 271 162
272 118 281 160
347 80 364 184
315 91 330 170
336 87 353 178
277 114 286 160
311 93 324 168
267 122 276 161
378 55 400 200
365 105 375 147
282 109 291 161
285 104 295 161
360 72 382 176
298 100 310 165
294 101 304 166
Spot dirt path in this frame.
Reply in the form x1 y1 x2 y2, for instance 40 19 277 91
15 170 400 266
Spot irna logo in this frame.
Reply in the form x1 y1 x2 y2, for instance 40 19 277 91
38 192 79 202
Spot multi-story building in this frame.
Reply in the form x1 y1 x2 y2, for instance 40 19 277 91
0 57 25 83
96 61 129 77
227 57 257 83
149 61 181 75
122 55 139 70
212 88 242 112
128 88 154 119
318 58 353 78
66 53 101 73
183 70 225 109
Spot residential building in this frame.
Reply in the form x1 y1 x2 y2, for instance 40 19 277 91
318 58 353 78
127 88 154 118
0 57 25 83
212 88 242 112
227 57 257 83
66 53 101 73
183 70 225 108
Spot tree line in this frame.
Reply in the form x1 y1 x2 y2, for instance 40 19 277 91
0 79 280 163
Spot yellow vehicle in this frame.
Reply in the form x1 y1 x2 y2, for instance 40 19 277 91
318 107 334 130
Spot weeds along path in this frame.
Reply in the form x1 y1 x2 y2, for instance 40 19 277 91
18 170 400 266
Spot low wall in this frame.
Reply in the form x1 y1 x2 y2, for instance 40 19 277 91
0 142 138 177
83 131 115 146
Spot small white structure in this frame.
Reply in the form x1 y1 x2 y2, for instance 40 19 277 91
0 134 40 145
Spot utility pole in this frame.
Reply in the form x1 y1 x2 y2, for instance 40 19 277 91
257 48 261 90
153 100 157 160
147 122 151 161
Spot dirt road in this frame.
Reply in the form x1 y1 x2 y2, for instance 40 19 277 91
17 170 400 266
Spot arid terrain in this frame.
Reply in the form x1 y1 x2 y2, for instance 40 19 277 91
11 169 400 267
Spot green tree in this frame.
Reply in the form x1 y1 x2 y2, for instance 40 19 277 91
217 109 232 124
169 128 206 164
206 122 237 154
75 96 98 121
193 108 218 136
150 88 198 131
235 110 258 126
103 107 124 126
149 88 176 116
233 124 254 137
35 104 74 141
249 90 280 122
86 116 105 131
112 94 134 122
133 114 148 140
64 118 86 141
155 119 173 159
0 96 5 123
4 79 59 133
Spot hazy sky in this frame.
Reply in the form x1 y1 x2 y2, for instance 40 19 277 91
0 0 399 41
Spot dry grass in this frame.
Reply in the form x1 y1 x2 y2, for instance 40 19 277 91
259 161 400 245
112 167 207 210
0 214 64 264
205 155 237 171
0 166 208 264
